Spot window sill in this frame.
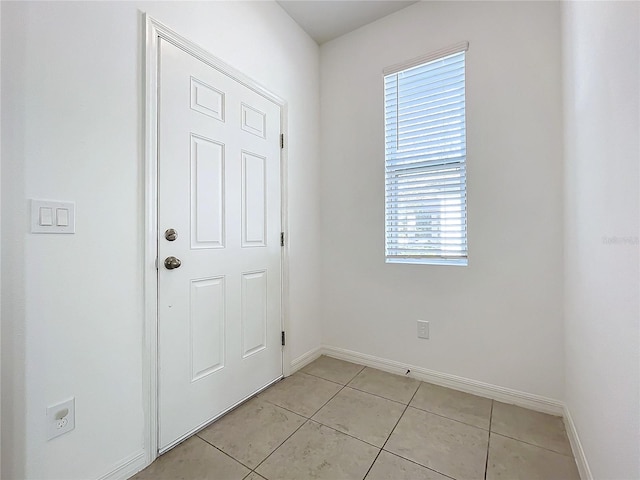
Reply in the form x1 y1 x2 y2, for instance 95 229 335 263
386 257 468 267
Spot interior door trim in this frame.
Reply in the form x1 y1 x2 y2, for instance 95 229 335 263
143 14 290 467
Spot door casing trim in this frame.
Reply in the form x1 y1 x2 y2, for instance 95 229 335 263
143 14 290 466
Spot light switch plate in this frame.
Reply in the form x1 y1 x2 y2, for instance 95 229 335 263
31 200 75 234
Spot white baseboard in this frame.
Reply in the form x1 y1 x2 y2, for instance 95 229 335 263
290 346 323 373
98 450 147 480
563 405 593 480
321 345 565 416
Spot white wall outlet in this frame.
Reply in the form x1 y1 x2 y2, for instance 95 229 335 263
47 397 75 440
417 320 429 339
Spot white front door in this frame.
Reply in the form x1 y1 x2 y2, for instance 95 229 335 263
158 39 283 451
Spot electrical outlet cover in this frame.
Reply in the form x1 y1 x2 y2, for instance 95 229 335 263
47 397 75 440
417 320 429 339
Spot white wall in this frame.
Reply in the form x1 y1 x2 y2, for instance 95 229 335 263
563 2 640 479
319 1 565 399
0 2 321 478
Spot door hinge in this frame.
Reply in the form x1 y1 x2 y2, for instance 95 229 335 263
280 133 284 149
281 331 286 346
280 232 285 247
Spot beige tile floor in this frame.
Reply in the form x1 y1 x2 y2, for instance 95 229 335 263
132 356 580 480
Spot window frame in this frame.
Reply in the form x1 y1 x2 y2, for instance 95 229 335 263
383 42 469 266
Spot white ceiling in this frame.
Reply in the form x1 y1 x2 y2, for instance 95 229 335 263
277 1 419 44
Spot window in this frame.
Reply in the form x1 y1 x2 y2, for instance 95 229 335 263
384 43 468 266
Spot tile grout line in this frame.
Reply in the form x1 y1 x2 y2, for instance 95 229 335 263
250 367 392 466
257 398 312 420
489 431 575 457
379 380 420 450
306 365 428 409
306 418 384 450
344 384 414 406
380 450 457 480
307 375 349 417
248 412 310 474
250 374 352 475
347 368 495 431
195 435 255 472
253 416 388 480
249 417 308 477
375 383 459 480
484 400 494 480
407 403 492 431
362 382 421 480
197 384 324 477
316 367 493 432
316 370 493 433
304 370 357 419
359 436 385 477
297 370 349 386
300 364 366 386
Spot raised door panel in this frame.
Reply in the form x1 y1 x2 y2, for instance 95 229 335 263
241 103 266 138
241 270 267 358
191 135 225 249
242 151 267 247
191 77 225 121
190 277 226 381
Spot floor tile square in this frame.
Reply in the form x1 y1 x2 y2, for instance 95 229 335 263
491 402 571 455
312 386 405 447
197 397 305 468
410 382 492 429
302 355 365 384
385 406 488 480
258 372 342 417
131 436 249 480
366 450 451 480
347 367 420 404
256 420 379 480
486 433 580 480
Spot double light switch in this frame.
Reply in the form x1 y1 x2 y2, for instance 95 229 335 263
31 200 75 234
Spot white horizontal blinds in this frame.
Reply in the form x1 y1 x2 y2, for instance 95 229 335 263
385 49 467 262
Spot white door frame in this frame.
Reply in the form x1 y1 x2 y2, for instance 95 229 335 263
143 14 291 465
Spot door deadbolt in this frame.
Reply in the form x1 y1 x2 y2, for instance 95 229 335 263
164 256 182 270
165 228 178 241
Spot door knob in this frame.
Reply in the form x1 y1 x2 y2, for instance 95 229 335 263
164 256 182 270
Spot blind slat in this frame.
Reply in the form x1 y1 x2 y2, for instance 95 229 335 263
386 154 466 167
